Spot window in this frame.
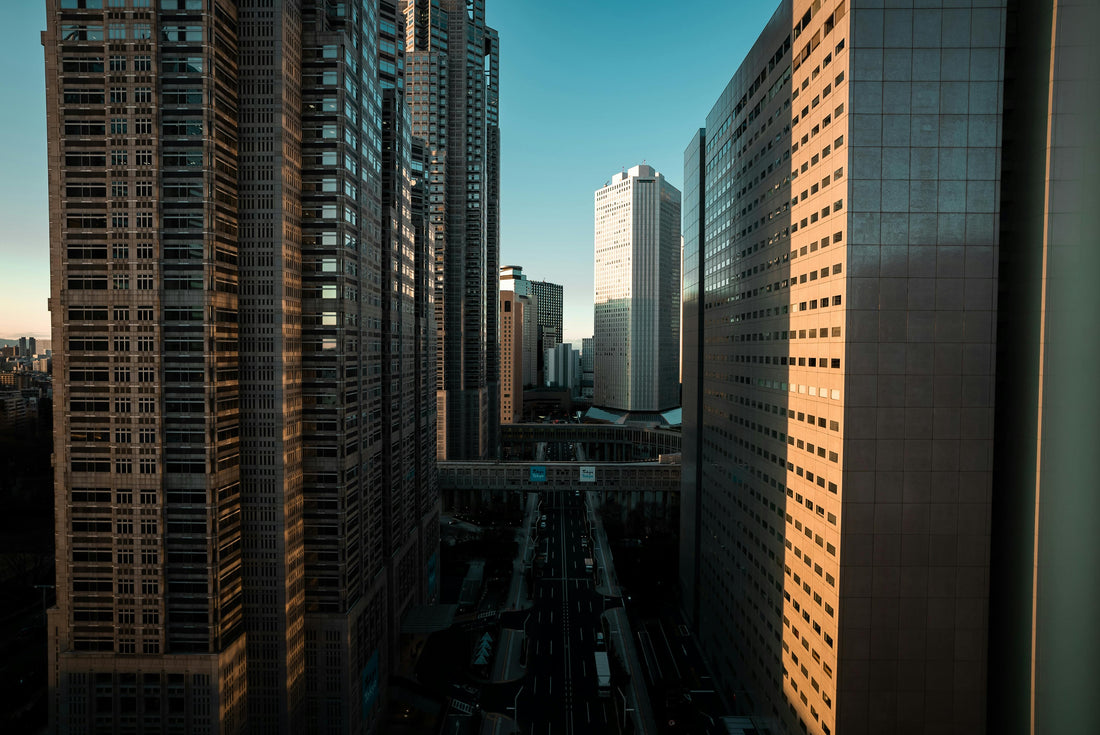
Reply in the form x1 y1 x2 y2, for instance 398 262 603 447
109 88 126 104
61 25 104 41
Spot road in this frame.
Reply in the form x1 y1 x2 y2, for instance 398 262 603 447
487 490 613 734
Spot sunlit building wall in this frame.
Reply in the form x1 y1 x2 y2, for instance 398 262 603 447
593 164 681 412
681 1 1006 732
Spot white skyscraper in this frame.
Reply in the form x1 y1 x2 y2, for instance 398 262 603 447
593 164 681 412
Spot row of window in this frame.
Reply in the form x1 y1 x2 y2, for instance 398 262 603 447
61 24 202 43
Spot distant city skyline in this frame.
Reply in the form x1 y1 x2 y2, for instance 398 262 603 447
0 1 778 342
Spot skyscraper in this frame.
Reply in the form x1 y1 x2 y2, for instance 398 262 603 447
44 2 438 732
500 265 538 388
580 336 594 401
498 289 528 424
593 164 681 412
404 0 500 460
545 342 580 396
680 1 1009 733
527 277 563 385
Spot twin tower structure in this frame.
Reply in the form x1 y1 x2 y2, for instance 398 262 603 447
44 0 497 733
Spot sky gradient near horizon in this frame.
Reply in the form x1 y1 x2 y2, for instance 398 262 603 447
0 1 779 343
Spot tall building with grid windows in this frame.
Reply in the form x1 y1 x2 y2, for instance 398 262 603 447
679 1 1030 733
403 0 500 460
44 1 438 733
593 164 681 412
527 277 562 386
498 289 530 424
499 265 538 389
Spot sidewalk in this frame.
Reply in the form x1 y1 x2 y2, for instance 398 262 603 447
502 492 540 612
585 491 621 598
490 493 538 691
587 492 658 735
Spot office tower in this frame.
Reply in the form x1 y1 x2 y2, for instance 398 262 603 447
44 1 438 733
527 277 563 386
545 342 580 396
500 265 561 387
680 1 1017 732
593 164 681 412
377 0 441 715
499 290 527 424
29 337 38 357
46 3 249 731
500 265 538 388
580 337 594 401
404 0 500 460
18 336 28 356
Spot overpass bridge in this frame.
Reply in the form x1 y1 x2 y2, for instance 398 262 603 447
437 460 680 516
500 423 681 462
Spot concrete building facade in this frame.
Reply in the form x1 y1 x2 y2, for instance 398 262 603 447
680 1 1016 733
594 164 681 412
498 290 527 424
500 265 538 388
43 1 439 732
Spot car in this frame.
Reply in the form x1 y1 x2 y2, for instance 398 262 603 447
539 521 546 529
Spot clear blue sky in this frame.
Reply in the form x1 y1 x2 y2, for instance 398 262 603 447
0 0 778 342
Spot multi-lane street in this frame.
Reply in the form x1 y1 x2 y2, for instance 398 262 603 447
504 490 613 734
